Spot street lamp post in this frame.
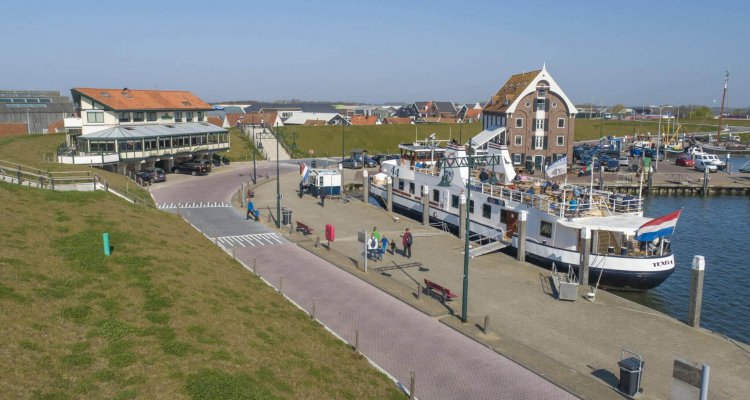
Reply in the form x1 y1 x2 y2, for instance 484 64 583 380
341 122 345 162
461 139 473 323
254 126 282 228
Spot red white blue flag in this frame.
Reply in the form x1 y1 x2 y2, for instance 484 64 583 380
635 210 681 242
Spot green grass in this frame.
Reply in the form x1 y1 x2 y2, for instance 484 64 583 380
217 127 264 162
0 182 403 399
0 133 154 206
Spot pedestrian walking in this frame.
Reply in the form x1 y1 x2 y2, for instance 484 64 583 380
246 199 255 220
320 193 326 207
368 234 379 260
372 226 381 242
379 236 388 260
401 228 413 258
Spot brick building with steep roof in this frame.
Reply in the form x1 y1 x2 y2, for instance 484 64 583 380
479 65 577 170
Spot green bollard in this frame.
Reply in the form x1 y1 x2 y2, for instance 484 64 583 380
103 232 111 256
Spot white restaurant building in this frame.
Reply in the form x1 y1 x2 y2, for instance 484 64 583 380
58 88 229 173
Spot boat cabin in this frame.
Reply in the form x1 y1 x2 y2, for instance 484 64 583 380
308 169 341 196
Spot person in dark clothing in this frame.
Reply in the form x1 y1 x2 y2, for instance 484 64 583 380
401 228 413 258
320 193 326 207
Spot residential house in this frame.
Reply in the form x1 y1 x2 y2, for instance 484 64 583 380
414 101 459 119
207 116 223 127
244 102 339 121
393 103 420 119
477 65 577 170
281 112 348 126
382 117 415 125
0 90 74 133
0 122 28 137
463 108 482 123
58 87 229 174
350 115 382 126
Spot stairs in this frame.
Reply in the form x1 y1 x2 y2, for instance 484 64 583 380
254 128 291 161
463 241 509 258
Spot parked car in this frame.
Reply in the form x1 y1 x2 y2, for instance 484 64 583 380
190 159 213 172
694 158 717 173
171 162 209 175
618 156 629 166
371 154 400 165
644 149 665 161
341 158 361 169
135 167 166 183
675 155 695 167
604 159 620 172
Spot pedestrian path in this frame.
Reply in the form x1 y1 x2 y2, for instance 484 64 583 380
157 201 232 209
216 233 285 248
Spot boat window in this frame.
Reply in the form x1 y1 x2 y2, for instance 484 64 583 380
540 221 552 238
500 209 508 223
468 200 474 214
482 204 491 219
432 189 440 202
451 195 459 209
398 179 404 191
409 182 415 195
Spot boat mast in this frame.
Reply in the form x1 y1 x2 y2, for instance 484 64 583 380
716 70 729 140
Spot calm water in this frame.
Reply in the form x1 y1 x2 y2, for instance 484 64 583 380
620 154 750 344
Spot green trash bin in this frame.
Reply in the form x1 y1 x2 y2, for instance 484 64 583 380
281 208 292 226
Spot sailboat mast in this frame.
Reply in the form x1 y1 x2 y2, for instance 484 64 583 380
716 70 729 139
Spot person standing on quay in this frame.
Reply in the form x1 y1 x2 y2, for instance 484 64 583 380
372 227 381 242
401 228 413 258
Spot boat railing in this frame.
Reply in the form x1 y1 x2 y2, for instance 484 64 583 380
414 166 440 176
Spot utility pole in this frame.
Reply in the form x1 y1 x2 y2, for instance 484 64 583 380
461 139 473 323
716 71 729 140
276 124 281 228
341 122 345 162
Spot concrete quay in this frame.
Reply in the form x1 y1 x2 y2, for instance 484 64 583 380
247 166 750 400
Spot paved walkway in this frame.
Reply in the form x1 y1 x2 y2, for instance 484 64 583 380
151 163 575 400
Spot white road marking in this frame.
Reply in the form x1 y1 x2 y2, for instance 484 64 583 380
215 233 285 249
157 202 232 209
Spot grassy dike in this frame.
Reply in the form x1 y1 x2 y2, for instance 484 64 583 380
0 183 402 399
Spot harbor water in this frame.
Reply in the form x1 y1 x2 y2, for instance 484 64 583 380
620 154 750 344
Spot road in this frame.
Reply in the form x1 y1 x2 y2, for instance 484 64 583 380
150 163 575 400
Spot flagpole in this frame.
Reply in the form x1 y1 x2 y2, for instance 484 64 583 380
589 158 594 205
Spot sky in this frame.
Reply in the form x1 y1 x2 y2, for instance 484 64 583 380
2 0 748 107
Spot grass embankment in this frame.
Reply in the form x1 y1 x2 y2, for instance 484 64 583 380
0 183 402 399
218 128 264 162
0 134 153 206
279 119 750 156
282 123 482 157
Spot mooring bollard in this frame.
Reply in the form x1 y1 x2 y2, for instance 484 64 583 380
688 255 705 328
311 298 316 320
253 257 257 274
409 371 416 400
231 247 235 260
315 236 320 247
484 315 490 334
279 276 283 295
355 330 359 352
416 283 421 300
102 232 111 256
701 168 709 196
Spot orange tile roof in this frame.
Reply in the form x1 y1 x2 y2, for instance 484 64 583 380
483 70 540 113
207 116 223 127
351 115 380 126
243 112 279 127
0 123 28 137
47 119 65 133
383 117 412 125
225 113 244 127
73 88 213 111
465 109 482 119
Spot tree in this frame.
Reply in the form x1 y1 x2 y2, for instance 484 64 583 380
689 106 713 119
611 104 626 115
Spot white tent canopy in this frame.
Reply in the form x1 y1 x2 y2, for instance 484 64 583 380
558 215 651 234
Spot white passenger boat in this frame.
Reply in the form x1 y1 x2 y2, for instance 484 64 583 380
370 135 677 291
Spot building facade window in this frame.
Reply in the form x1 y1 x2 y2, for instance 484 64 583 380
133 112 144 122
557 136 565 146
514 135 522 146
87 111 104 123
535 118 544 130
534 136 544 150
117 112 130 122
558 117 565 128
512 154 522 165
175 111 183 122
536 98 545 110
198 111 204 121
186 111 194 121
515 118 523 128
147 112 157 122
525 102 530 108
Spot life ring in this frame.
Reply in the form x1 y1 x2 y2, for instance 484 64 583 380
432 211 438 217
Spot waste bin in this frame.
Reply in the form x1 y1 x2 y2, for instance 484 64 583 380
281 208 292 226
620 246 628 256
618 357 644 396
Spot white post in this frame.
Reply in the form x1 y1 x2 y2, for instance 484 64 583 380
362 170 369 203
516 210 527 262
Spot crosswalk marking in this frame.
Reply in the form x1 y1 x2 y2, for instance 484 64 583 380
216 233 285 248
157 202 232 209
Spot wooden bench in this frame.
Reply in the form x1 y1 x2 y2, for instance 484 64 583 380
423 279 458 303
296 221 314 236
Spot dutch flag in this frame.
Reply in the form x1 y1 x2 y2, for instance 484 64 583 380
635 210 681 242
299 162 310 184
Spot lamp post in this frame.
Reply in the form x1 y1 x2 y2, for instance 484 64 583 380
255 126 282 228
650 105 672 170
341 122 345 162
461 139 473 323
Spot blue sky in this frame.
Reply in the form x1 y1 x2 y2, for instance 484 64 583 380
2 0 748 106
